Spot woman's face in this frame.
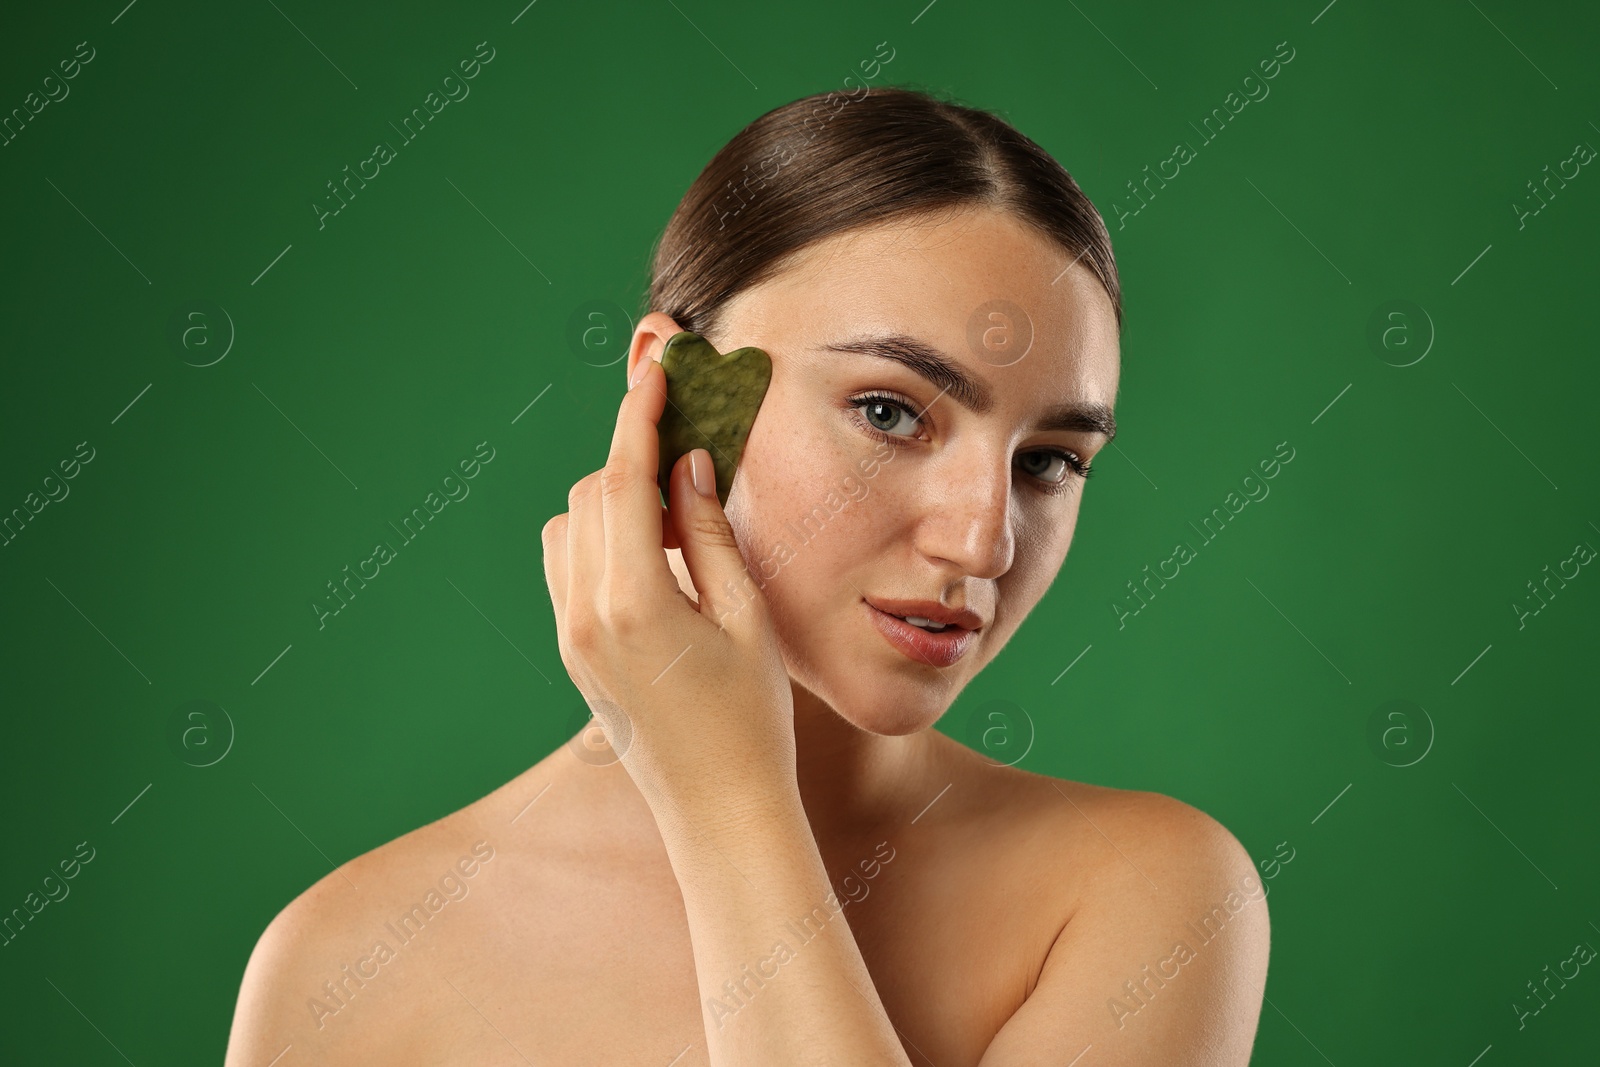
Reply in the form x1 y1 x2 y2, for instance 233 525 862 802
647 205 1121 735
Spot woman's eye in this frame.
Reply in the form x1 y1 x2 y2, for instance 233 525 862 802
1020 449 1092 490
853 395 922 437
1018 451 1069 483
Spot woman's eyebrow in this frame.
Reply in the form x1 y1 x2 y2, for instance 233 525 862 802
814 332 1118 442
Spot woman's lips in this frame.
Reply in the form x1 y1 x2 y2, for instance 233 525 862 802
864 600 976 668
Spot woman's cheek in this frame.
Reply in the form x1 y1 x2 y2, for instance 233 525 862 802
728 463 857 607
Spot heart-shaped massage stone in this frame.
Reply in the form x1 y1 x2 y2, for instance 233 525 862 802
655 330 772 508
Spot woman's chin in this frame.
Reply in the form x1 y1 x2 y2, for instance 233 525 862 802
783 645 959 736
816 690 948 737
859 710 941 737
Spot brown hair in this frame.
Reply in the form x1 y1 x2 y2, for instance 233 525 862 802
644 85 1122 343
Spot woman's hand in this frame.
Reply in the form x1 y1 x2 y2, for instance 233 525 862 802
544 355 913 1067
540 354 798 827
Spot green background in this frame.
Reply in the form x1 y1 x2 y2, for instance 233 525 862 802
3 0 1596 1062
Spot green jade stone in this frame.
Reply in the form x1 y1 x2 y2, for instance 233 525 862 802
655 330 772 508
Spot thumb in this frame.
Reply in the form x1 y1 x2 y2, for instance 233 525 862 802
670 448 764 632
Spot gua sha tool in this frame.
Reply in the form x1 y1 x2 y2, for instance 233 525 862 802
654 330 772 508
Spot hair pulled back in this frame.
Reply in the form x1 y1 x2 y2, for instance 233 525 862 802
646 85 1121 342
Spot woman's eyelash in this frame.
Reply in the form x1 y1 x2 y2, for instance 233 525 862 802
845 392 1094 493
849 392 925 436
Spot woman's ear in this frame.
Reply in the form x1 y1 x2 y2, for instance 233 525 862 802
626 311 686 388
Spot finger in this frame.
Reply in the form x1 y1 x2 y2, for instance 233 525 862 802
568 470 605 617
660 504 680 551
543 512 580 679
600 357 677 601
540 513 569 622
669 448 767 635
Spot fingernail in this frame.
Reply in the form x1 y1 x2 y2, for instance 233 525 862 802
690 449 715 498
628 357 651 390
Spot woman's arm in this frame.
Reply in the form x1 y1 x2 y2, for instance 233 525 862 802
653 785 914 1065
540 352 912 1065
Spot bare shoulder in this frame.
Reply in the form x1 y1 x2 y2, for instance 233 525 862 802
1012 761 1267 931
934 731 1259 887
937 744 1271 1064
223 753 566 1066
1034 773 1258 882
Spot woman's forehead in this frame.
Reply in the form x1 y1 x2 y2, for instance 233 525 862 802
732 209 1115 341
720 211 1119 404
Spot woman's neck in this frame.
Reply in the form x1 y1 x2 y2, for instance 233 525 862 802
789 682 940 852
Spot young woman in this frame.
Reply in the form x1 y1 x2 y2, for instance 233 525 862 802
226 86 1270 1066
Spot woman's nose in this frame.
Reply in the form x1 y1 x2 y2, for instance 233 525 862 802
914 451 1015 580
